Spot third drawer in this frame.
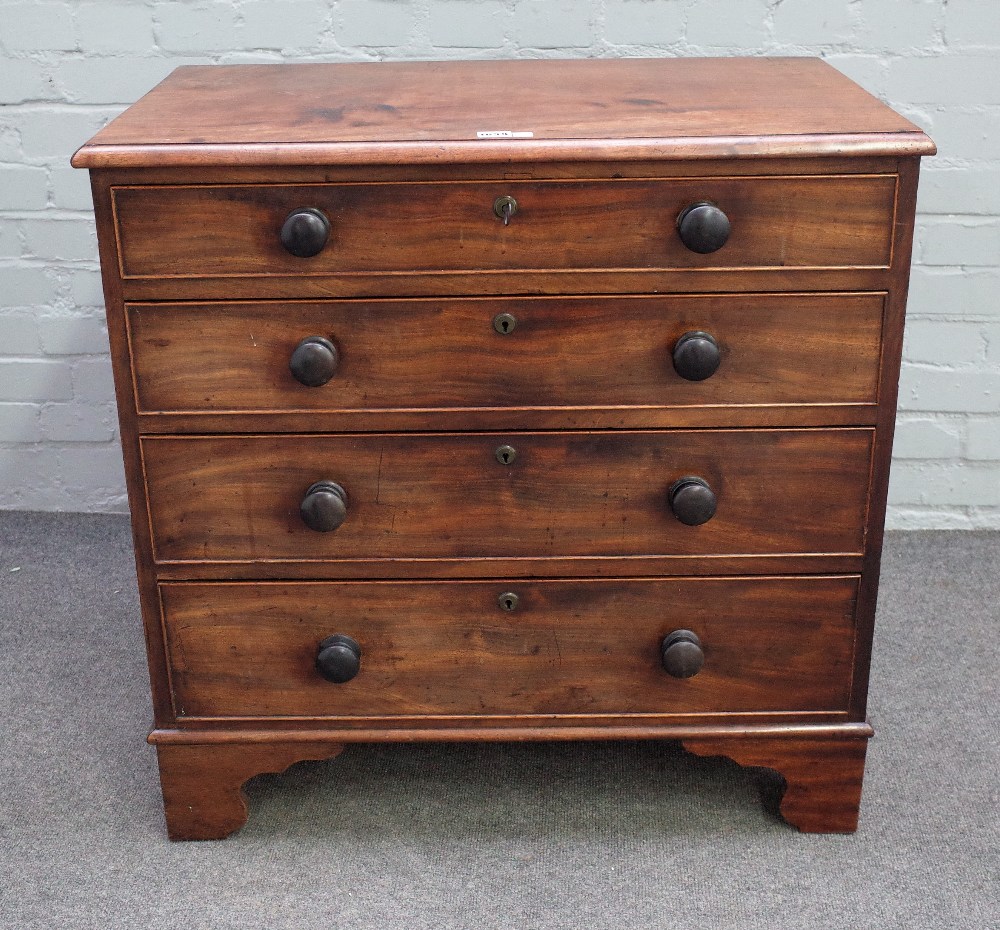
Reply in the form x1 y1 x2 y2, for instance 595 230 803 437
141 428 873 563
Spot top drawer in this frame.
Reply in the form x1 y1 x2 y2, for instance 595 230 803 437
111 175 897 280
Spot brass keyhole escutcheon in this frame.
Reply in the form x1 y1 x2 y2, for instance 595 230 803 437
493 312 518 335
493 195 518 225
498 592 520 612
495 444 517 466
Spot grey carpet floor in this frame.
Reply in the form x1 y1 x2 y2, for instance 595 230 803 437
0 512 996 929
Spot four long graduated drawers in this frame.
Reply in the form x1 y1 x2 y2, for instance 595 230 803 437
73 58 935 839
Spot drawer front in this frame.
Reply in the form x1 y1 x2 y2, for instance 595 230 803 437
128 293 884 414
160 576 859 719
142 429 872 562
113 175 896 278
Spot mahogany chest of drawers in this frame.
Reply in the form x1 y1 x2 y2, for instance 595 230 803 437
74 57 934 839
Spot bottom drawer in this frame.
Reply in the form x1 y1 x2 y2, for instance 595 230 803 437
161 576 858 720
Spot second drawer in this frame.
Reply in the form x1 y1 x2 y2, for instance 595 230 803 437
127 293 884 415
142 429 873 562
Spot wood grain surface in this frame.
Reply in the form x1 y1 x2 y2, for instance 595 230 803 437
849 157 923 721
150 721 875 743
141 429 873 563
94 154 906 184
71 59 933 168
155 740 344 840
159 575 859 719
112 175 896 279
127 293 884 416
118 266 898 304
682 736 868 832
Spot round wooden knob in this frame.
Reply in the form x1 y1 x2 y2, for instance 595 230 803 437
300 481 348 532
316 634 361 683
676 201 731 254
668 476 717 526
280 208 330 257
672 331 721 381
290 336 339 387
661 630 704 678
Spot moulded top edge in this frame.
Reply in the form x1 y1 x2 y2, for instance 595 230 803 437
71 132 936 169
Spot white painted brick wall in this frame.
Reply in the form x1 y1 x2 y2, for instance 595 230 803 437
0 0 997 526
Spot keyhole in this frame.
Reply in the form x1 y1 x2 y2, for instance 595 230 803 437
493 195 518 225
498 592 519 612
495 444 517 465
493 312 517 335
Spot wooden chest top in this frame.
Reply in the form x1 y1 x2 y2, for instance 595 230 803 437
72 57 933 168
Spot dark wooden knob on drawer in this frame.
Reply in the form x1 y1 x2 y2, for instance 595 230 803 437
668 476 717 526
289 336 339 387
672 331 721 381
316 634 361 683
676 201 731 254
300 480 348 532
280 207 330 257
661 630 704 678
